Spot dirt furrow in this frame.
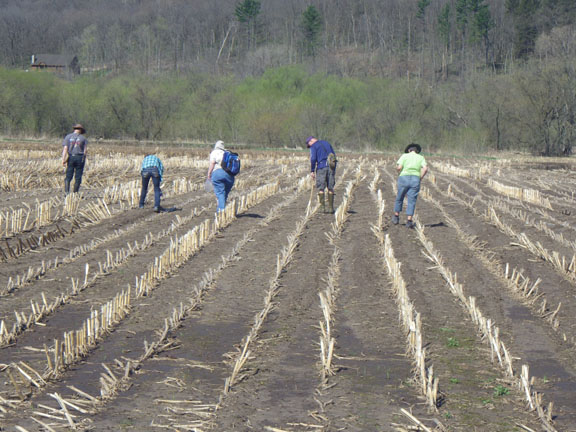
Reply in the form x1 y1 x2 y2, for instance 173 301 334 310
420 177 576 429
319 183 432 431
211 207 337 430
381 169 543 431
438 172 576 244
0 182 307 428
67 190 312 431
431 173 576 343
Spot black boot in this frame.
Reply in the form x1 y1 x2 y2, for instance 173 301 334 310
73 181 81 193
64 180 71 194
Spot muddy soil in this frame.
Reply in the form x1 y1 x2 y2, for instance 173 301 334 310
1 151 576 432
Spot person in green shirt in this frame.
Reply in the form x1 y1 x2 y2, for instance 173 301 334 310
392 143 428 228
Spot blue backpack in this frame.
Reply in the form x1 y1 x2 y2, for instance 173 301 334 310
221 151 241 176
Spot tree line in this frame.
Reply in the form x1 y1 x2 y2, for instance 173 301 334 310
1 58 574 156
0 0 574 79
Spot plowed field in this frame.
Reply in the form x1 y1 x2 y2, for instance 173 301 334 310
1 144 575 432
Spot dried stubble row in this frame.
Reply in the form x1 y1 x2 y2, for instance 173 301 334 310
437 176 576 292
0 200 216 347
0 159 293 262
2 161 305 296
134 181 279 298
212 168 354 427
4 162 296 294
317 169 363 386
0 195 110 260
423 181 561 333
489 198 576 252
370 177 439 411
432 171 576 277
410 217 557 432
0 196 63 237
2 192 212 296
221 183 319 396
433 160 559 211
504 169 576 209
486 179 553 210
21 178 310 430
1 179 286 421
0 149 306 192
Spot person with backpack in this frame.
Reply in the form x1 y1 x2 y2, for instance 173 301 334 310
207 140 237 212
61 123 88 194
392 143 428 228
306 136 337 213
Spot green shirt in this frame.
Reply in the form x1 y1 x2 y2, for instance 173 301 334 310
397 152 427 176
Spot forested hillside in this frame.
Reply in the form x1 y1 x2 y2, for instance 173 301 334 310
2 0 575 77
0 0 575 154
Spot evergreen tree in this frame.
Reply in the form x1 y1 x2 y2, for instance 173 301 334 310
438 3 452 50
235 0 262 50
470 1 494 64
416 0 431 21
455 0 470 33
506 0 541 59
301 5 322 57
540 0 576 29
235 0 261 24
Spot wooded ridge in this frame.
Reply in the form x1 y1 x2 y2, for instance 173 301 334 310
0 0 575 155
1 0 574 78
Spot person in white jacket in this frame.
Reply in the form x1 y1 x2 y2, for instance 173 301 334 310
207 140 235 211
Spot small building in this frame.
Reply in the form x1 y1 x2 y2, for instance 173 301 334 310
30 54 80 75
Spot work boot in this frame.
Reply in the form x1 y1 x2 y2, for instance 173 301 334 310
64 179 71 194
327 192 335 214
73 182 81 193
318 192 325 213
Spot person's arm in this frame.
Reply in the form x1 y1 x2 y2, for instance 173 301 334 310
310 147 317 176
62 145 69 166
158 159 164 182
83 139 87 163
420 165 428 179
207 160 216 180
396 154 404 174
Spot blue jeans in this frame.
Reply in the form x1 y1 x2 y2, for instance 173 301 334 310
65 154 85 193
212 169 235 211
140 167 161 208
394 175 421 216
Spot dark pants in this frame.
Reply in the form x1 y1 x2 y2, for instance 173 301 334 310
316 166 336 191
140 167 161 208
65 154 85 193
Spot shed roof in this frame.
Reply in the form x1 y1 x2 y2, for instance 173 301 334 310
32 54 77 67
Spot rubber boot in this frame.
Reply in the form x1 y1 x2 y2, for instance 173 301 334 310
73 181 81 193
64 179 71 194
318 192 325 213
327 192 335 214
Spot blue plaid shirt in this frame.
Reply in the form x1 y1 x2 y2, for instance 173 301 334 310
141 155 164 182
